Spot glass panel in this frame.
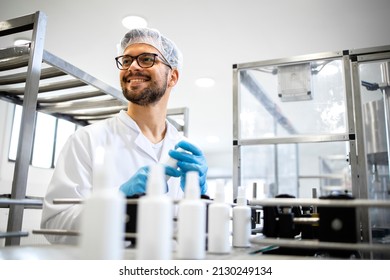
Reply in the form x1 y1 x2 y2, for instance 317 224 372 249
359 61 390 249
31 112 56 168
239 58 347 139
8 105 22 160
8 105 77 168
241 144 298 198
240 141 350 199
54 118 76 166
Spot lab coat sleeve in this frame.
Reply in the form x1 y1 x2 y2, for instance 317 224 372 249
40 132 92 245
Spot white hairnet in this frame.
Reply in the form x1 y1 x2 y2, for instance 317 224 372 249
120 27 183 71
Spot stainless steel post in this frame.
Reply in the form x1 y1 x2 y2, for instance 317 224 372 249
5 11 47 246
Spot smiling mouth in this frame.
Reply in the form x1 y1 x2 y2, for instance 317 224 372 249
127 78 149 83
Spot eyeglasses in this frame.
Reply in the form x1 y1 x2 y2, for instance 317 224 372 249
115 53 172 70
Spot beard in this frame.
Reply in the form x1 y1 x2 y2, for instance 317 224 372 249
121 71 168 106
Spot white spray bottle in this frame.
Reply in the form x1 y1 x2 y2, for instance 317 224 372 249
164 147 185 181
177 171 206 259
233 186 251 247
136 164 173 259
207 180 231 254
80 146 126 259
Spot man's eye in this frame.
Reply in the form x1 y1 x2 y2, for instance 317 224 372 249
140 56 154 63
122 58 132 65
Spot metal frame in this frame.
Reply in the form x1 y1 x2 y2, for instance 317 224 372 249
233 45 390 258
349 46 390 251
232 50 353 199
0 45 127 126
167 107 189 137
1 11 47 246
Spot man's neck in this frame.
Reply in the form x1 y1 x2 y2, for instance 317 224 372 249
127 103 167 144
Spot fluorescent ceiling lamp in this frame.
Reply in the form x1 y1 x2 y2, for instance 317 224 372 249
122 15 148 29
14 39 30 46
195 77 215 88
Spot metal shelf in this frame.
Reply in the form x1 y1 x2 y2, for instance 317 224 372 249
0 11 127 246
0 45 127 126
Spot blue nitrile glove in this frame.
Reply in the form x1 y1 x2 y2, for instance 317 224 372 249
119 166 149 197
119 165 181 197
168 140 208 195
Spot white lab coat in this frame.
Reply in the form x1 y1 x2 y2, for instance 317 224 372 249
41 110 185 244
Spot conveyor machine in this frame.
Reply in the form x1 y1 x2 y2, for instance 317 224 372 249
233 46 390 259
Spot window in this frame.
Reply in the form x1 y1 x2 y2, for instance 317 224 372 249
8 105 77 168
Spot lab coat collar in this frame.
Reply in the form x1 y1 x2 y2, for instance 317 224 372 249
117 110 142 133
117 110 182 162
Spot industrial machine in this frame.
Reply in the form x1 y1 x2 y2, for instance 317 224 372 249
233 46 390 259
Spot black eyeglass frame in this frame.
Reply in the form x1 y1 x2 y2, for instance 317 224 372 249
115 53 172 70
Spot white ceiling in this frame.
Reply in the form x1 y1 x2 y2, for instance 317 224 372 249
1 0 390 177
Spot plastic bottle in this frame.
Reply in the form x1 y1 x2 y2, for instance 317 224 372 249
80 146 126 260
177 171 206 259
164 147 185 181
233 186 251 247
207 180 231 254
136 164 173 259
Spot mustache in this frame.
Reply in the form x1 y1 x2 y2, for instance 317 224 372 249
122 71 150 82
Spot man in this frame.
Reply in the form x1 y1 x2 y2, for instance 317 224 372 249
41 28 208 244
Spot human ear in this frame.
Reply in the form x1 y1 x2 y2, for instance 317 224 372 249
168 69 179 87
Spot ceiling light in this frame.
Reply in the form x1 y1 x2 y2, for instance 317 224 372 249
122 15 148 29
14 39 30 46
195 77 215 88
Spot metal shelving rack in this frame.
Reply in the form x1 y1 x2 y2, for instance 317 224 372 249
0 11 189 246
0 11 126 246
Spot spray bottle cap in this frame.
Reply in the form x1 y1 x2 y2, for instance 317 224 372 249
214 179 225 203
146 164 165 196
237 186 247 205
185 171 200 199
